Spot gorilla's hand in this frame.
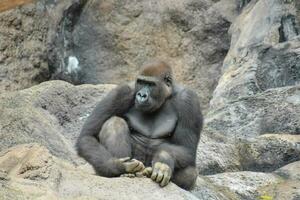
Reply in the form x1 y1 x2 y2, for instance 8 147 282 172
136 167 153 177
151 162 172 187
119 157 145 173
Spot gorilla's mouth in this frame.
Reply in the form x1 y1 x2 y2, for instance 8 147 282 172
135 99 155 112
135 100 150 108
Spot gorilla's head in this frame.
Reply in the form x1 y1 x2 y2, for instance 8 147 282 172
134 60 173 113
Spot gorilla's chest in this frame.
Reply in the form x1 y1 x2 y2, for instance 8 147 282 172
124 103 178 139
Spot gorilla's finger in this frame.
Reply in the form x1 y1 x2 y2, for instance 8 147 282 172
129 159 144 171
132 161 145 172
151 168 158 181
119 157 131 163
156 171 164 183
142 167 152 177
135 172 144 177
138 162 145 171
120 173 135 178
160 173 171 187
124 161 139 172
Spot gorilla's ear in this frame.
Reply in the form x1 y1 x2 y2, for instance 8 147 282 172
164 75 173 87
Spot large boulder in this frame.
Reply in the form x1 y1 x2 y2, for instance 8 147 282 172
0 80 114 162
0 75 298 200
0 144 199 200
193 163 300 200
197 0 300 174
0 0 235 113
47 0 232 113
210 0 300 108
3 143 297 200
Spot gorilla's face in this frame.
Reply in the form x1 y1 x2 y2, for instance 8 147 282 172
135 75 172 113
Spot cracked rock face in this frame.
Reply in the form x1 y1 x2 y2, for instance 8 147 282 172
48 0 231 113
196 2 300 197
0 0 232 112
0 0 232 113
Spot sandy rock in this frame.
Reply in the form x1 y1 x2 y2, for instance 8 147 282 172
0 144 199 200
0 1 50 91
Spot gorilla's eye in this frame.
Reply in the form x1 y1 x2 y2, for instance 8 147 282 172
137 79 156 87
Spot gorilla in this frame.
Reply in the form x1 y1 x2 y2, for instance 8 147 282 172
76 60 203 190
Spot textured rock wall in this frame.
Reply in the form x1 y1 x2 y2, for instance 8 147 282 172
0 1 49 91
197 0 300 182
0 0 232 113
0 0 300 200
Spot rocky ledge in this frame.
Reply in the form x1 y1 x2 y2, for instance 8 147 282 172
0 81 299 200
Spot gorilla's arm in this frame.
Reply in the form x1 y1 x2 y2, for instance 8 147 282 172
76 84 134 177
152 89 203 171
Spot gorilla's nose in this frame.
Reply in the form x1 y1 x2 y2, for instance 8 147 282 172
136 89 149 103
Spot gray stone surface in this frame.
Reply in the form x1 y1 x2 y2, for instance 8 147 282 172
210 0 300 108
206 171 281 200
197 0 300 175
0 80 114 162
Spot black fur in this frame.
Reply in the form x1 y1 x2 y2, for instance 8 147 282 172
76 63 203 190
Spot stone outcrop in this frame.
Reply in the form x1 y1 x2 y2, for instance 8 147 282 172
197 0 300 177
0 144 199 200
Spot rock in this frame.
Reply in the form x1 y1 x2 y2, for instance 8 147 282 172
210 0 300 108
197 141 241 175
192 176 239 200
263 161 300 200
46 0 232 113
198 86 300 174
0 80 115 162
206 171 281 200
239 134 300 172
0 1 50 91
275 160 300 181
193 162 300 200
0 144 199 200
0 0 234 113
205 86 300 140
264 180 300 200
197 0 300 174
1 0 300 199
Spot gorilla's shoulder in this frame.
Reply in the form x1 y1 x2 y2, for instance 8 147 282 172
173 84 199 103
107 83 135 100
172 84 202 122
